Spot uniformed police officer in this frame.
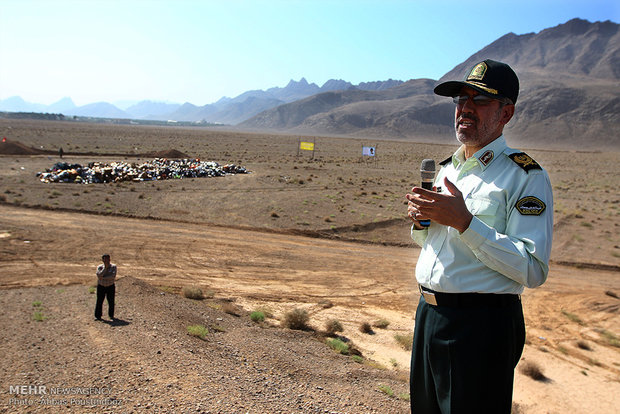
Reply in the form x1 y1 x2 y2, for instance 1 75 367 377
406 59 553 413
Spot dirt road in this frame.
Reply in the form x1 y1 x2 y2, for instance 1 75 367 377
0 204 417 311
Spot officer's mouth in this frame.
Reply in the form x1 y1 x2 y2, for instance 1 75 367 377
457 116 477 130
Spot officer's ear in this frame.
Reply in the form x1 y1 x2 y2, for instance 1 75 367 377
500 103 515 125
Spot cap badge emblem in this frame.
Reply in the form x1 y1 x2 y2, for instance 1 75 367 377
468 62 487 81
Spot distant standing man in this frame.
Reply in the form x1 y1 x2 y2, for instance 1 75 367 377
406 59 553 413
95 254 117 320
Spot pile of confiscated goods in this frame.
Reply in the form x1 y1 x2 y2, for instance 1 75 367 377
36 159 249 184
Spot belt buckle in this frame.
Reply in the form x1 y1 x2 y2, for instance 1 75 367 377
421 291 438 306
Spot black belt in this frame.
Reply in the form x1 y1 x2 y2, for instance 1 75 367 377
419 285 520 308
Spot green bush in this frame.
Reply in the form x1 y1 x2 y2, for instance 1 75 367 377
250 311 265 323
378 384 394 397
32 311 46 322
187 325 208 339
326 338 349 355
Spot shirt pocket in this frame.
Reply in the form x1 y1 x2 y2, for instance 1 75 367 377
466 197 499 227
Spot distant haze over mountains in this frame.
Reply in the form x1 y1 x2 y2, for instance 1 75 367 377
1 18 618 149
0 78 404 125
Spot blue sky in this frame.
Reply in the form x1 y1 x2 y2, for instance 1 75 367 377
1 0 618 107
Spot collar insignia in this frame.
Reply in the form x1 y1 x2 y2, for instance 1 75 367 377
479 150 494 166
516 196 546 216
508 152 542 172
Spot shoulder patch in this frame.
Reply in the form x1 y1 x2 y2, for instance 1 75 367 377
516 196 546 216
508 152 542 172
439 156 452 166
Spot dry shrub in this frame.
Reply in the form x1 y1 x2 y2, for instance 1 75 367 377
325 319 344 335
359 322 374 334
519 361 549 382
576 340 592 351
373 319 390 329
221 302 241 316
605 290 619 299
394 333 413 351
283 308 310 330
202 289 215 299
182 286 203 300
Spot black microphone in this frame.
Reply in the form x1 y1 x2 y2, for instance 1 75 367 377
419 159 436 227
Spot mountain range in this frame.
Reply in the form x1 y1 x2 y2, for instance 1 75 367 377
240 18 620 149
0 78 403 125
1 18 618 149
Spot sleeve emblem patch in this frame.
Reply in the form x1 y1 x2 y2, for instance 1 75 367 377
516 196 546 216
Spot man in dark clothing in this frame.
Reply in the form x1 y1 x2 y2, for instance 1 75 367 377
94 254 117 320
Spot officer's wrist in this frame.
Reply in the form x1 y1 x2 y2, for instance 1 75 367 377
455 213 473 233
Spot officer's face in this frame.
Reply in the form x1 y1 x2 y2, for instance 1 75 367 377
454 87 513 151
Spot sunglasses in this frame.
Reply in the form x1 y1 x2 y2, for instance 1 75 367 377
452 95 511 106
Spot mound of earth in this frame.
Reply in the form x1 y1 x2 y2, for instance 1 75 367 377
0 138 45 155
143 148 190 158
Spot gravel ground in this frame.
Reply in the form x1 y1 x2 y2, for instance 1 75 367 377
0 276 410 413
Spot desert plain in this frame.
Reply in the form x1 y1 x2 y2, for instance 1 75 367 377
0 118 619 413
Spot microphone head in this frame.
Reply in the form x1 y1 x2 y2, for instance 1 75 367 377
420 159 436 181
420 159 435 172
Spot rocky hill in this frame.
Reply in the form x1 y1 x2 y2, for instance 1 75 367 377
241 19 620 150
159 78 405 125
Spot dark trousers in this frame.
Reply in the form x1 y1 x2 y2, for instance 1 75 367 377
95 284 115 319
410 295 525 414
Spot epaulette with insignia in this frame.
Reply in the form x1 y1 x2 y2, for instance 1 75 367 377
439 156 452 166
508 152 542 172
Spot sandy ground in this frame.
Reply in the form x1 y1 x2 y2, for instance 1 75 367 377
1 205 619 413
0 119 619 412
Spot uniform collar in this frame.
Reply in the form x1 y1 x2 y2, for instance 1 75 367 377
452 135 508 171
